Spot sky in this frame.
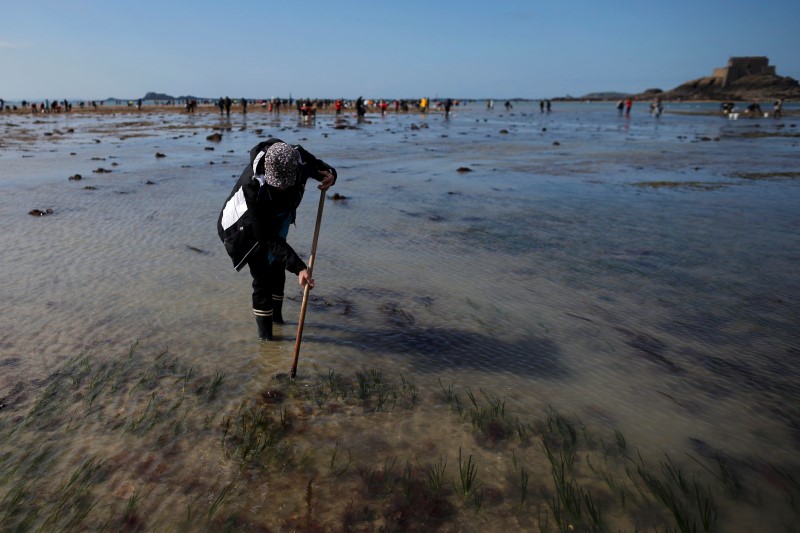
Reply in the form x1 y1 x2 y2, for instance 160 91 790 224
1 0 799 101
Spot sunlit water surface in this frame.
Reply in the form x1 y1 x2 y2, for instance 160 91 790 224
1 102 799 530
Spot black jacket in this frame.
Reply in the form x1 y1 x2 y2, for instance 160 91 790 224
217 138 337 271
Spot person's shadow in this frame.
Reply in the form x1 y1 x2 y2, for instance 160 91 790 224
288 296 566 378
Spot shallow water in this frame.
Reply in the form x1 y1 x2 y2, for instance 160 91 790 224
1 102 799 530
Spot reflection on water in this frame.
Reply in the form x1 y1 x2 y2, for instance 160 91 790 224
1 102 799 530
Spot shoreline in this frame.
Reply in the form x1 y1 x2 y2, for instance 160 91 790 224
0 103 460 118
1 98 798 117
0 103 380 117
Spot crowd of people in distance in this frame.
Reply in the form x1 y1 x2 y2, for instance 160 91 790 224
0 95 788 120
721 99 784 119
0 95 474 116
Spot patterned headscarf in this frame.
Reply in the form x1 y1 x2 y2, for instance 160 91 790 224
253 142 299 188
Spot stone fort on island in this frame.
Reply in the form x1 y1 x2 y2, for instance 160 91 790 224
712 57 776 87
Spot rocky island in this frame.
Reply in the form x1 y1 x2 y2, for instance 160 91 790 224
658 56 799 101
579 56 798 102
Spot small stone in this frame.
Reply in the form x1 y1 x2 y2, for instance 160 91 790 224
206 132 222 142
155 152 166 158
456 167 473 173
68 174 82 181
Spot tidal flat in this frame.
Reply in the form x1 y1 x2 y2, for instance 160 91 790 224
1 101 799 530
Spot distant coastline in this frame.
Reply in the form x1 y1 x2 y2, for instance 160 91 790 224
2 54 798 110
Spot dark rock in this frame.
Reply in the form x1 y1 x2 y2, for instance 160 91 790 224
155 152 166 158
206 133 222 142
456 167 473 173
93 168 112 173
204 147 214 151
330 193 347 201
29 208 54 216
259 388 285 404
184 244 209 255
68 174 82 181
499 129 509 134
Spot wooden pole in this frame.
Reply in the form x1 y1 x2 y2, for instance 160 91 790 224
290 189 326 378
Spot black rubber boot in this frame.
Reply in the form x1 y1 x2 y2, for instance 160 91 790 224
272 294 285 324
255 315 273 341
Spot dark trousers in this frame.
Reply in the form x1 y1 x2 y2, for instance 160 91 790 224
248 252 285 317
248 212 292 317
